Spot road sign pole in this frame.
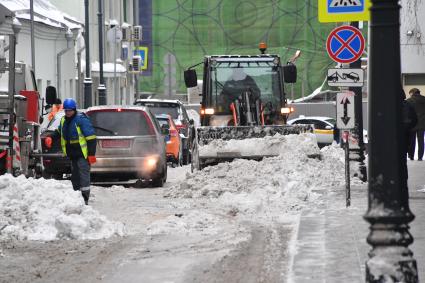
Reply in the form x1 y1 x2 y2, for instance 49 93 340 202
343 131 351 207
349 21 367 182
364 0 418 281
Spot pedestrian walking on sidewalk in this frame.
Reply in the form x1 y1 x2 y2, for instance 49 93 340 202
403 90 417 153
402 90 417 181
407 88 425 161
54 98 97 205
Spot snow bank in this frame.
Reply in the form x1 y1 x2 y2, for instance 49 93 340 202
166 136 355 220
0 175 125 241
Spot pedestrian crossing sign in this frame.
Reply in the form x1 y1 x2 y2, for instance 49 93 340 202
134 46 148 70
318 0 371 23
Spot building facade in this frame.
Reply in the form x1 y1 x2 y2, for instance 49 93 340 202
401 0 425 95
0 0 81 103
51 0 138 105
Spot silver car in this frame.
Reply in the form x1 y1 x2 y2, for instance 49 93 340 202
86 106 167 187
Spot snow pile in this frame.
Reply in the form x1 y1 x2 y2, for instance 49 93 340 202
165 136 350 219
0 175 125 241
199 133 319 158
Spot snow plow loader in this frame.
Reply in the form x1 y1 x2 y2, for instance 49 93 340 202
184 45 313 171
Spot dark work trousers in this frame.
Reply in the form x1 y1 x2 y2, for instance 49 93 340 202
71 157 91 204
408 130 425 160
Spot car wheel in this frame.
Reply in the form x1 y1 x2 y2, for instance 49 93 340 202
42 171 52 179
134 179 147 188
52 174 63 180
182 148 190 165
178 145 183 167
152 164 167 187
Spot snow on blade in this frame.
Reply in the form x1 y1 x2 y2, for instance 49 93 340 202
0 175 125 241
199 133 319 157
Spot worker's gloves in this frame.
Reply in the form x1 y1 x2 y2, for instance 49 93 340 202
87 156 97 164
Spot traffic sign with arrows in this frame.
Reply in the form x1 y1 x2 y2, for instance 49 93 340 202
336 92 355 129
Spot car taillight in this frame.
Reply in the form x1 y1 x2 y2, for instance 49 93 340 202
44 137 53 148
170 129 179 137
175 124 187 134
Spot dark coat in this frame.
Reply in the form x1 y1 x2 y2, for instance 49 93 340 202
403 100 418 132
407 93 425 130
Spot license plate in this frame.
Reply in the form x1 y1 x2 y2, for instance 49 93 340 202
101 139 131 148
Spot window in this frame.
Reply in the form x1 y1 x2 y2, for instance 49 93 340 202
63 80 67 98
69 79 74 99
307 120 330 130
210 62 281 114
156 118 169 128
88 110 154 136
136 102 180 119
404 74 425 85
37 79 42 94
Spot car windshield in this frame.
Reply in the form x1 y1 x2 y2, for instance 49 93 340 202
156 117 169 128
45 111 65 131
325 118 336 125
88 110 153 136
210 62 281 114
136 102 180 119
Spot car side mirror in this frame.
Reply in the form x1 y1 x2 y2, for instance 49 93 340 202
325 125 332 130
184 69 198 88
161 124 170 135
282 63 297 83
45 86 57 105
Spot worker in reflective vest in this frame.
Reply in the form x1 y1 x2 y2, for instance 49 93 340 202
57 98 97 205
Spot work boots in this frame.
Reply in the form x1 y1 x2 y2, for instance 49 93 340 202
81 190 90 205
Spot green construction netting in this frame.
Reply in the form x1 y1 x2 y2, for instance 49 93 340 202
140 0 342 99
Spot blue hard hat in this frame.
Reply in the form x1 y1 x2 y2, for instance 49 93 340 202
63 98 77 110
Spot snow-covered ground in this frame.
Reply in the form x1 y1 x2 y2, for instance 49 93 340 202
0 175 125 241
0 133 365 282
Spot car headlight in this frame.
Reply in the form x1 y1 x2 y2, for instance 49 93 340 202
145 156 158 169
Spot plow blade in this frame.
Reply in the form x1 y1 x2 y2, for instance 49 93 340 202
191 125 313 171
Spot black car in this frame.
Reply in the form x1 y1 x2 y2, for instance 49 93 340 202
40 111 70 179
342 72 360 82
327 72 339 83
134 99 193 165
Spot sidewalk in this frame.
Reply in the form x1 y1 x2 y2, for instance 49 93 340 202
291 161 425 282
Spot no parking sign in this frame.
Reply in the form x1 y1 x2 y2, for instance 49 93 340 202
326 25 365 64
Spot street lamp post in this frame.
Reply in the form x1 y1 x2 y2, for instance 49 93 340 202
364 0 418 282
84 0 92 108
98 0 107 105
